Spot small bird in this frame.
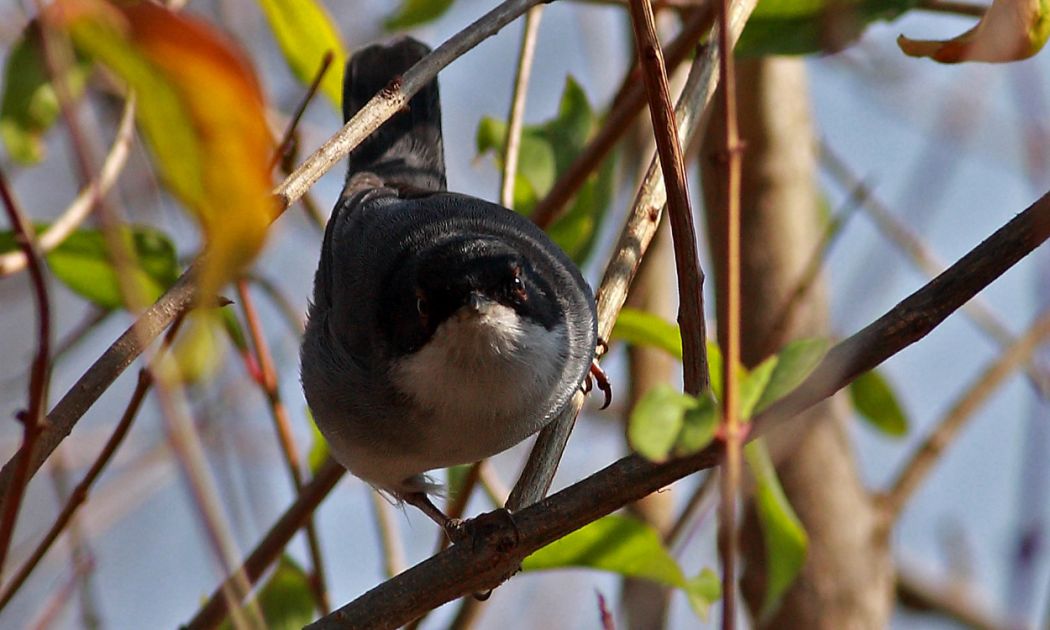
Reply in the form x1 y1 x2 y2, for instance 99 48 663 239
300 37 607 536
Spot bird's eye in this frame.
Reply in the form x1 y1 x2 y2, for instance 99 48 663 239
415 290 429 327
509 271 527 302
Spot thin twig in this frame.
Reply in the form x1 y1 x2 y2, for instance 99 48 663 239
626 0 709 396
368 490 405 580
0 0 548 514
666 470 717 551
820 141 1050 397
897 567 1009 630
880 308 1050 522
501 6 543 209
150 343 264 629
307 190 1050 628
271 51 333 172
235 280 329 613
0 95 136 277
531 5 715 229
184 459 345 630
712 0 743 619
0 316 185 613
245 272 305 336
0 168 52 583
272 52 334 232
275 0 547 206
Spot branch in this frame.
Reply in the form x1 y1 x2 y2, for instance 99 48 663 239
184 459 344 630
307 190 1049 628
0 316 184 612
500 5 544 209
881 307 1050 521
531 6 715 229
627 0 709 396
506 0 756 514
0 95 136 277
0 0 547 517
0 167 52 582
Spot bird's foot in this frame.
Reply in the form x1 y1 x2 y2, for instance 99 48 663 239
583 359 613 409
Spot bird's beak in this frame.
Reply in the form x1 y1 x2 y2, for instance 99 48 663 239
467 291 488 313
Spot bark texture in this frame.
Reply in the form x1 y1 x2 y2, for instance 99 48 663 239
700 57 894 629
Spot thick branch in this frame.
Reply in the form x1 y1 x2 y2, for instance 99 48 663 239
308 188 1050 629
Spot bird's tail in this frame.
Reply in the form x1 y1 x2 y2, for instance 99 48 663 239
343 37 446 193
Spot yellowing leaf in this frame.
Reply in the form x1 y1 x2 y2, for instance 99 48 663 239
52 0 275 308
898 0 1050 62
256 0 346 109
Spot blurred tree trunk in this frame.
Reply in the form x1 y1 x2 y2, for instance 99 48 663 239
700 57 894 628
621 219 677 629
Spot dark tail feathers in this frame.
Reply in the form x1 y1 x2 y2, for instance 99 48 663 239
343 37 446 192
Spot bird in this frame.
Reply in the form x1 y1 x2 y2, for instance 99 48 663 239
300 37 608 538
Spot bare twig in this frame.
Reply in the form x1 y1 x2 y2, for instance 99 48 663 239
307 190 1050 628
368 490 405 579
275 0 547 206
0 316 185 613
880 308 1050 521
0 0 548 514
508 0 757 515
531 5 715 229
627 0 709 396
897 568 1009 630
666 470 718 551
0 168 52 583
711 0 743 620
236 281 329 613
184 458 344 630
820 141 1050 397
501 6 543 209
0 96 136 277
272 51 334 232
271 51 333 172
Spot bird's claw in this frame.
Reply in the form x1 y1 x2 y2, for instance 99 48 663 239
584 359 613 409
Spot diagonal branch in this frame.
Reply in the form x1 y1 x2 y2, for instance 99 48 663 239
306 190 1050 629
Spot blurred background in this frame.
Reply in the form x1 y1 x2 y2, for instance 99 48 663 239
0 0 1048 628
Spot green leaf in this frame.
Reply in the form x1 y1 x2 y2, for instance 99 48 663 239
221 556 315 630
745 440 807 619
475 77 616 263
0 225 178 309
1 22 89 164
684 568 722 619
736 0 919 56
850 369 909 437
256 0 347 109
612 308 683 360
628 385 697 462
305 408 328 475
674 395 718 456
522 515 719 619
753 338 828 415
221 308 248 352
385 0 456 29
740 355 777 420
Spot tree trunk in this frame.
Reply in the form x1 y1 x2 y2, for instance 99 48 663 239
700 56 894 629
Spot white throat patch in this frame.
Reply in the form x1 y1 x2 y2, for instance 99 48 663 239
391 302 569 462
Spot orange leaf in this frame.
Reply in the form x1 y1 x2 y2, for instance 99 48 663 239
51 0 275 302
898 0 1050 62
